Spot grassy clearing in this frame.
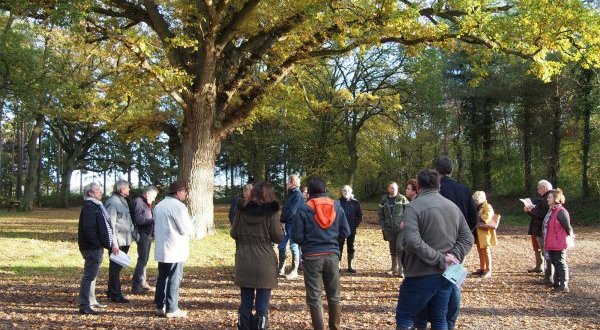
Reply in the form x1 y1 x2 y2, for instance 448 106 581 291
0 207 236 278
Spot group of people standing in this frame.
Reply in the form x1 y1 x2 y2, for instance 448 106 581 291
228 156 486 330
230 176 351 329
78 180 193 318
524 180 575 292
76 155 575 329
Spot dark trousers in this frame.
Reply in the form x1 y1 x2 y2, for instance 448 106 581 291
132 232 151 289
549 250 569 282
108 245 130 297
338 232 356 260
155 262 184 313
79 248 103 308
302 254 340 307
240 287 272 313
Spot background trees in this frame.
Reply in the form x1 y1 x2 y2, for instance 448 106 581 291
0 1 598 233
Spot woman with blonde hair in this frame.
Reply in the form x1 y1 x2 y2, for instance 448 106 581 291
472 191 497 278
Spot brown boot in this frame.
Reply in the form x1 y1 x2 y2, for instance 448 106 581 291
309 306 325 330
328 303 341 330
528 251 544 273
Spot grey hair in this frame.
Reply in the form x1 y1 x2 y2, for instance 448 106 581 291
537 180 553 190
143 185 159 195
242 184 253 192
83 182 101 197
288 174 301 187
341 185 354 199
113 180 131 194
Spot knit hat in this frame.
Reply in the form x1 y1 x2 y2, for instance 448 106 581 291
168 180 187 194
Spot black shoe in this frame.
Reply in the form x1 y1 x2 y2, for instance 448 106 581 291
79 307 98 315
110 295 130 303
347 267 357 274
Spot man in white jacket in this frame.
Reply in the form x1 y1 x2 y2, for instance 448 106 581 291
153 180 194 318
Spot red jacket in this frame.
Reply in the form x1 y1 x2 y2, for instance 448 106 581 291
545 205 570 251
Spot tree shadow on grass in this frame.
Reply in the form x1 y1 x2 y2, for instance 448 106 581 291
0 231 77 242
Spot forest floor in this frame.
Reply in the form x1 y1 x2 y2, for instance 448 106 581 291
0 207 599 329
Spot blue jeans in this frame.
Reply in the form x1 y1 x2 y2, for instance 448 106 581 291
414 284 460 330
154 262 184 313
240 288 272 313
396 274 452 330
132 232 151 289
278 223 299 256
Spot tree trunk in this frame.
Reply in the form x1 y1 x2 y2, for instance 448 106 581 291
0 99 4 194
16 121 24 199
522 99 533 195
481 99 493 192
21 115 44 211
180 43 220 239
36 133 43 205
580 69 594 197
180 113 220 239
103 171 107 193
548 80 561 187
59 158 75 208
345 130 359 186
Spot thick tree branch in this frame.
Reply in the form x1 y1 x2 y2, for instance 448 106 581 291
216 0 260 47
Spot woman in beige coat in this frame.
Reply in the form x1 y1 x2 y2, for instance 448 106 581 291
472 191 497 278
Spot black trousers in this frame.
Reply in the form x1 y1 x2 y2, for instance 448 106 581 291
338 232 356 260
108 245 130 297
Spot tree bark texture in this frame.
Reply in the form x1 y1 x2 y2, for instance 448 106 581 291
580 69 594 197
21 115 44 210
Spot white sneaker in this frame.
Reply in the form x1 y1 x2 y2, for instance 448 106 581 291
166 309 187 318
286 270 299 280
155 307 166 317
278 268 286 276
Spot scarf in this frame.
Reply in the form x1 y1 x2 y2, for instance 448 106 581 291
84 196 114 247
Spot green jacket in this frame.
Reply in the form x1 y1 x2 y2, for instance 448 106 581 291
378 194 409 241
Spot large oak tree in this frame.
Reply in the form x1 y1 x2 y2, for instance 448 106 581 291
4 0 598 238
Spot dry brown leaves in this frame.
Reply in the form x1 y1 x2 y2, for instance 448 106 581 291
0 209 599 329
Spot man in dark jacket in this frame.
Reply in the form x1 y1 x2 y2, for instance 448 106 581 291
292 177 350 330
278 174 304 280
131 186 159 294
435 156 478 231
395 169 473 330
524 180 552 274
432 156 478 330
338 185 363 273
78 182 113 315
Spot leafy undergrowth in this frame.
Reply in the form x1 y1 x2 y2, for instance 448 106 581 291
0 207 599 329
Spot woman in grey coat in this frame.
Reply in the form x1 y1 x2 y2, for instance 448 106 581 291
230 182 284 330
